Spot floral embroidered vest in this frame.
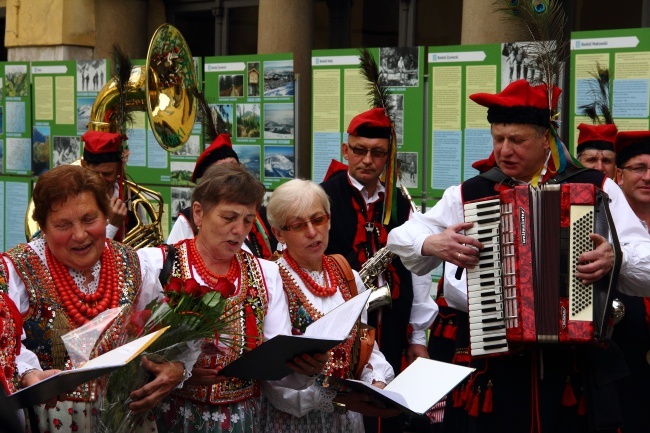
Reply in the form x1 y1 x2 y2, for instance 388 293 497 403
4 241 140 401
0 286 21 395
171 242 269 405
278 257 358 379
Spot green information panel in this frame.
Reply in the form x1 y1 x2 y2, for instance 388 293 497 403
570 28 650 152
0 175 31 250
311 47 425 203
30 60 89 176
204 53 295 191
427 43 502 199
1 62 32 175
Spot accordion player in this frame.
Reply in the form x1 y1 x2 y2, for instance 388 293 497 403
464 183 622 357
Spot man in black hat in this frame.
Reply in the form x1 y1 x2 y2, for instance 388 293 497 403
388 80 650 433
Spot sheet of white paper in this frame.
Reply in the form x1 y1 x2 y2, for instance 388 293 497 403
347 357 474 414
80 327 168 369
303 290 372 340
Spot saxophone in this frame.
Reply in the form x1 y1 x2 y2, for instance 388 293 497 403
359 246 396 311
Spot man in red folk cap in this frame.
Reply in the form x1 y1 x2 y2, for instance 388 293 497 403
576 123 618 179
166 134 274 259
388 79 650 433
601 130 650 433
321 107 437 433
80 130 130 241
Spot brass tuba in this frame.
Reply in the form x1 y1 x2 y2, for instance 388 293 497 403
25 24 198 247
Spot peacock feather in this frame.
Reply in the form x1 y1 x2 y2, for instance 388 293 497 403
578 64 613 125
110 44 135 138
357 48 397 225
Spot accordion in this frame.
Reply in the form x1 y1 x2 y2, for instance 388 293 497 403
464 183 622 357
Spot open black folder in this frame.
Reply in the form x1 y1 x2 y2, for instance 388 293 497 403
219 290 372 381
326 357 474 416
8 327 168 408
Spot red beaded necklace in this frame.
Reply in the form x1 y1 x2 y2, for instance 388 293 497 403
283 250 337 297
189 238 239 285
46 244 119 326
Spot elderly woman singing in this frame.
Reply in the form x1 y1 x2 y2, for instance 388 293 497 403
259 179 399 433
1 165 185 432
148 164 326 433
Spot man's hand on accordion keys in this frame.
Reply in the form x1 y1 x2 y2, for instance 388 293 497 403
420 221 483 268
575 233 615 285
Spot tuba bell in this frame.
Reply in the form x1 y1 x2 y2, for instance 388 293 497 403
25 24 198 248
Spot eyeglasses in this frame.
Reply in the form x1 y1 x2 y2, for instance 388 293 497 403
622 165 650 175
347 144 389 159
282 214 330 232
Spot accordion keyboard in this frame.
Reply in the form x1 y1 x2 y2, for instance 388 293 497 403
464 198 509 356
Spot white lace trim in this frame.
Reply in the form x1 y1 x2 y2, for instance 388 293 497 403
318 387 337 413
30 238 101 294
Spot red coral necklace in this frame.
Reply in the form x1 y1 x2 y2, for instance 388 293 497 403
46 244 119 326
189 238 239 285
283 250 337 297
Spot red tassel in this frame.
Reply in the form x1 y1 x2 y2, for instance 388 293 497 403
562 377 577 407
482 380 493 413
469 388 481 417
452 386 463 407
433 320 443 337
452 352 471 365
464 388 474 411
577 391 587 415
442 320 456 339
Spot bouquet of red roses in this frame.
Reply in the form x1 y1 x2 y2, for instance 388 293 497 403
96 276 238 433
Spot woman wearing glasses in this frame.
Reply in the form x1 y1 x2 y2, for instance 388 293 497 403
260 179 399 433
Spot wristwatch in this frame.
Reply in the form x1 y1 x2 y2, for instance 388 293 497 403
333 401 347 414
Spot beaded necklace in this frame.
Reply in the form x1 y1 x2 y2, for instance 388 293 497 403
46 244 119 326
188 238 239 284
283 250 337 297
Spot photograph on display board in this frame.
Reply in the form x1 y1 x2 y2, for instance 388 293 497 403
6 101 25 133
6 137 31 172
263 60 294 97
0 77 3 101
236 104 261 138
5 64 28 97
77 60 106 92
0 141 3 173
210 104 233 134
233 145 261 180
53 136 81 167
248 62 260 97
219 75 244 97
264 145 294 178
500 42 558 89
397 151 418 189
170 161 195 186
32 125 50 175
379 47 419 87
264 103 294 139
389 94 404 147
77 97 95 131
171 187 193 222
0 107 3 134
171 134 200 157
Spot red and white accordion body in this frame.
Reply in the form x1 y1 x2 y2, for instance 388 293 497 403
464 183 621 357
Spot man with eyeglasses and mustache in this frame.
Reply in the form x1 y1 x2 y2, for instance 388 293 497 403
321 107 437 433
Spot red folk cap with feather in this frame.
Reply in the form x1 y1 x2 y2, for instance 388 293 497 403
614 130 650 167
82 131 125 164
347 107 392 139
577 123 617 154
191 134 239 183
